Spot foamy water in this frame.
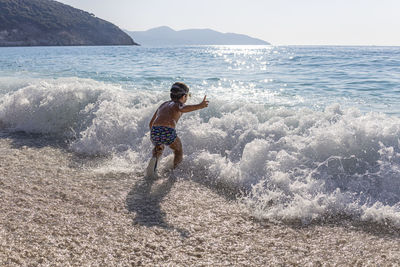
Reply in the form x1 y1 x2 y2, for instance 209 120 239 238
1 45 400 227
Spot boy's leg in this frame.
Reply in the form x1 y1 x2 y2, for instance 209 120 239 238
146 145 164 178
169 137 183 168
152 145 164 159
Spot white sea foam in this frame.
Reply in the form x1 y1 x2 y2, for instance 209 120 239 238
1 78 400 226
0 78 105 136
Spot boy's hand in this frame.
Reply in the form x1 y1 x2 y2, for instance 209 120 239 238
199 95 209 108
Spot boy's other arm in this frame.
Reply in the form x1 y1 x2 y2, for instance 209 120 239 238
179 95 209 113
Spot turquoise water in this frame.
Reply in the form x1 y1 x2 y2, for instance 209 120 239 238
1 45 400 225
1 45 400 114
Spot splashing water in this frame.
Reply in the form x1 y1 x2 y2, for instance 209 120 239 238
1 45 400 226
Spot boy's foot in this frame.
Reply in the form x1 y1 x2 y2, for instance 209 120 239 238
145 157 158 179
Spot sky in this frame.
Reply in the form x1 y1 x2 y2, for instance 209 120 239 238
57 0 400 46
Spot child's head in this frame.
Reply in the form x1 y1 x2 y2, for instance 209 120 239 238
170 82 189 101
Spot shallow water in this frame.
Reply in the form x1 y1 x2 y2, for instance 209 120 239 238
1 45 400 226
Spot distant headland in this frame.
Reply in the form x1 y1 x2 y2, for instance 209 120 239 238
0 0 137 47
125 26 271 46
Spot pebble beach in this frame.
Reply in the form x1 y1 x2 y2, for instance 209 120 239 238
1 136 400 266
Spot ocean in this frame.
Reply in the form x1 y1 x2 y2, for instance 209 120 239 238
1 45 400 227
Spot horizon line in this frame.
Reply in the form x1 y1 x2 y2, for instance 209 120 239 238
124 26 400 47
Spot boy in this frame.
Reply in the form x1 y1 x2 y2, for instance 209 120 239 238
146 82 209 177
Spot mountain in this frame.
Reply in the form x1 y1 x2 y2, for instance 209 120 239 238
0 0 138 46
126 26 270 46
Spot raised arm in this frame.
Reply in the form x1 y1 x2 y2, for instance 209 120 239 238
179 95 209 113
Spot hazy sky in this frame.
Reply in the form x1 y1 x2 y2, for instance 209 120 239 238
58 0 400 46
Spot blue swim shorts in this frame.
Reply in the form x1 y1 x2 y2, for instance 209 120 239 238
150 126 177 146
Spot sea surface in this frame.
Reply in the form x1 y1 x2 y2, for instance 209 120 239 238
1 45 400 226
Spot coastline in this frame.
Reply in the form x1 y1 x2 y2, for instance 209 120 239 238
1 136 399 266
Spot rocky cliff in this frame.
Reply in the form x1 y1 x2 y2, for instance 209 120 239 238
0 0 138 46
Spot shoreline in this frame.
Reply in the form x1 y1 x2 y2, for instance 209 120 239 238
1 136 400 266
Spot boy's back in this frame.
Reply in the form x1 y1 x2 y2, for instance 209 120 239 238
152 101 183 129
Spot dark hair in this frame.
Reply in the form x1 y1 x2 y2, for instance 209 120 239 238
170 82 189 101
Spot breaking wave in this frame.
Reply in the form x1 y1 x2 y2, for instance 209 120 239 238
1 77 400 226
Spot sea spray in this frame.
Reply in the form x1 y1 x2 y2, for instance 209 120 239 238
0 78 104 136
1 77 400 226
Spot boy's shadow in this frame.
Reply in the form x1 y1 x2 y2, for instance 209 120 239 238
126 175 189 238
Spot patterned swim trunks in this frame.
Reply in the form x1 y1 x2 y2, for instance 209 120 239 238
150 126 177 146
